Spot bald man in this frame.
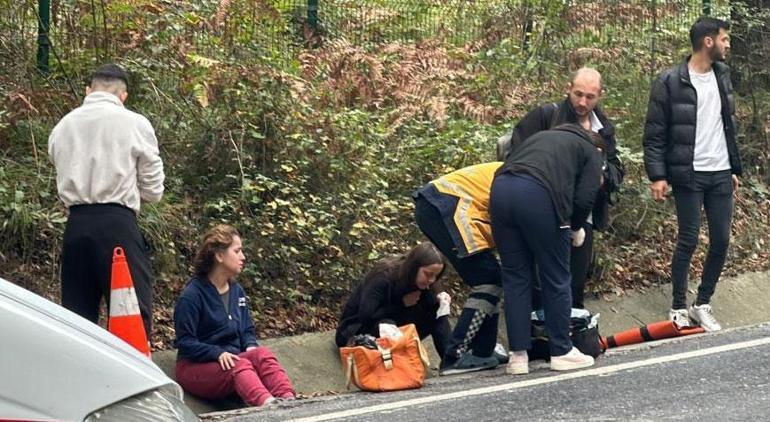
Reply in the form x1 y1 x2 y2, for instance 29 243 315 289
502 68 624 309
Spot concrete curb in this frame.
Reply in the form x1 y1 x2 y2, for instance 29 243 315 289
152 270 770 415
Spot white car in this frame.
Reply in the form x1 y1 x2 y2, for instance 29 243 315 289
0 277 198 421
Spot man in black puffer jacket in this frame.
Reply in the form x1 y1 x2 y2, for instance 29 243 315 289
643 17 742 333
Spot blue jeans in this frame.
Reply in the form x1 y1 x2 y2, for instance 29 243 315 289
490 173 572 356
671 170 734 309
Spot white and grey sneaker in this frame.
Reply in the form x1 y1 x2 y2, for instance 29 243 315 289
550 347 594 371
689 303 722 332
668 308 691 328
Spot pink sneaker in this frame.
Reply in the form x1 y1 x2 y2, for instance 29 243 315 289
506 351 529 375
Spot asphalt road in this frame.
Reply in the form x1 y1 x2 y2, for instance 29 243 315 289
207 323 770 421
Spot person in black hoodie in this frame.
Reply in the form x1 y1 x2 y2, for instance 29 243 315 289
490 124 603 375
175 224 295 407
335 242 451 362
501 67 624 309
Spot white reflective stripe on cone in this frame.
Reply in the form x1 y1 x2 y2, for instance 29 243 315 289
109 287 141 317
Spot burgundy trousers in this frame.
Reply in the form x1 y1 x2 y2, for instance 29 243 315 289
176 347 295 406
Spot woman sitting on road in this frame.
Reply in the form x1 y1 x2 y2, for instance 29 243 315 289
335 242 451 363
174 224 295 407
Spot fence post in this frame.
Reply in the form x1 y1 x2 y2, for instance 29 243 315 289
308 0 318 31
650 0 657 79
703 0 711 16
37 0 50 74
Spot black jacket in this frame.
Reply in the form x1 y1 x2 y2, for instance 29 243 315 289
509 98 624 230
497 125 603 231
643 58 742 186
334 269 438 347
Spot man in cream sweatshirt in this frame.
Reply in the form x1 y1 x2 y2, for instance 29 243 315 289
48 64 164 338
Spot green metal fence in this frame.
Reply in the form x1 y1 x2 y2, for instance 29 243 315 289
3 0 736 76
281 0 728 46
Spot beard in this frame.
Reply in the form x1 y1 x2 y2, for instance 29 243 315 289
708 45 727 62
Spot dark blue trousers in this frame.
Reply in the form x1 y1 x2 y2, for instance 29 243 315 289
490 173 572 356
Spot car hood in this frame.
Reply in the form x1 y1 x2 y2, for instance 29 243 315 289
0 277 178 421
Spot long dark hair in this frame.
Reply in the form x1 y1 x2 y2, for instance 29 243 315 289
363 242 445 294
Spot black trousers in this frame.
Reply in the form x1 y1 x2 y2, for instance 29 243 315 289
414 195 502 363
570 221 594 309
671 170 733 309
61 204 154 338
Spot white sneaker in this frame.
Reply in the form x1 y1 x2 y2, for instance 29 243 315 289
550 347 594 371
689 304 722 332
506 351 529 375
668 308 692 328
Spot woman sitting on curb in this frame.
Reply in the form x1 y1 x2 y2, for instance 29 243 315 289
174 224 295 407
335 242 451 364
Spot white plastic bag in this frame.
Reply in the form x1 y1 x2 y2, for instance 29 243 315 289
378 323 402 340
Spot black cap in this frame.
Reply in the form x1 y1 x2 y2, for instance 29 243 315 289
90 64 129 87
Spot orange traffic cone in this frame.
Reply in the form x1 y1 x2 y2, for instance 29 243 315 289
108 246 151 358
600 320 705 350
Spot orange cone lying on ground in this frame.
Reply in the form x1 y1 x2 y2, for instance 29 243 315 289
108 246 151 358
600 320 705 350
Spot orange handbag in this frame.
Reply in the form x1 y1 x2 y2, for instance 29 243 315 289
339 324 430 392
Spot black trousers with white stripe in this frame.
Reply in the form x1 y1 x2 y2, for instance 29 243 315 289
61 204 154 338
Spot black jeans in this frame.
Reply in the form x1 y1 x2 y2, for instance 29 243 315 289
671 170 734 309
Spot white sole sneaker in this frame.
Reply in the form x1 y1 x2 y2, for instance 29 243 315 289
669 308 692 328
688 304 722 332
550 348 595 371
506 361 529 375
506 352 529 375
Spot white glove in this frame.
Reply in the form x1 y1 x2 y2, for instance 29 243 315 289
436 292 451 318
571 228 586 247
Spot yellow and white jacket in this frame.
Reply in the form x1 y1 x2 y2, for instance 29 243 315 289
415 162 502 257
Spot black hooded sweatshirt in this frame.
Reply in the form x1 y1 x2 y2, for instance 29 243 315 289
496 125 603 231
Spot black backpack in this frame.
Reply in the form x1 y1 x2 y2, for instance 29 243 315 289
528 313 603 361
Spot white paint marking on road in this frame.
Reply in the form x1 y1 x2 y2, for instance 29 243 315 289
290 336 770 422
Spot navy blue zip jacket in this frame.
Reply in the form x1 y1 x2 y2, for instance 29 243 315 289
174 276 259 362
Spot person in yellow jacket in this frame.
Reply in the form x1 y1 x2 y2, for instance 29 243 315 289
413 162 505 375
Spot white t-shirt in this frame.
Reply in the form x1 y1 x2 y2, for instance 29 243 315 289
583 111 604 226
589 110 604 133
690 69 731 171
